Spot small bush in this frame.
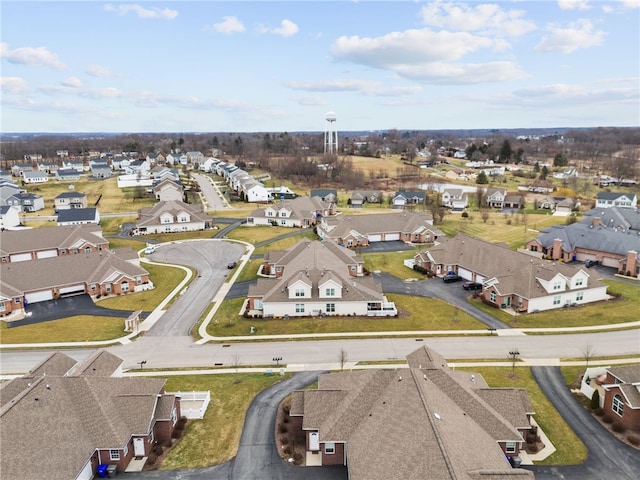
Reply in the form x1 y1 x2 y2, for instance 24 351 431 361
593 407 604 416
280 436 289 445
278 423 288 434
283 416 290 424
626 434 640 446
283 446 292 455
602 414 614 424
153 444 164 456
612 422 626 434
146 453 158 466
163 439 172 448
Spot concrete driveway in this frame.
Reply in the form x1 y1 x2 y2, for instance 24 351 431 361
526 367 640 480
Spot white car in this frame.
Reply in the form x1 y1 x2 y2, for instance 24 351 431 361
144 245 156 254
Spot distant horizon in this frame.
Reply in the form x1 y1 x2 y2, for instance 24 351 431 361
2 2 638 132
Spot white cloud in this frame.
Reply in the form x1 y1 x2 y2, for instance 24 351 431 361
558 0 591 10
621 0 640 8
511 81 639 105
291 95 327 106
1 76 29 94
103 3 178 20
0 42 65 70
535 19 605 53
287 78 422 96
258 19 299 37
419 1 536 37
61 76 83 88
212 16 245 34
85 64 113 77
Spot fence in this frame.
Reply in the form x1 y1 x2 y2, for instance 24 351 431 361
171 390 211 419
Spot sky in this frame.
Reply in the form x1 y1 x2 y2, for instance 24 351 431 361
1 0 639 133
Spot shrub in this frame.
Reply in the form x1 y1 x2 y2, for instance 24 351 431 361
278 423 288 434
283 446 293 455
283 415 290 424
602 414 614 424
283 403 290 415
461 211 469 218
593 407 604 416
146 453 158 466
612 422 626 434
153 444 164 456
590 390 600 410
280 436 289 445
626 434 640 446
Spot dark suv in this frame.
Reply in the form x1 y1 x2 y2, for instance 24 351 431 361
584 259 598 268
442 273 462 283
463 281 483 290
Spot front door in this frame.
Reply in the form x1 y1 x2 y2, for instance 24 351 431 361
134 437 145 457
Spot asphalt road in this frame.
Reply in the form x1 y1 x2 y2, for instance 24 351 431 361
526 367 640 480
192 173 229 212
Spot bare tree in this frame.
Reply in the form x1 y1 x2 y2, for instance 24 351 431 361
338 348 348 371
232 353 242 373
583 343 597 369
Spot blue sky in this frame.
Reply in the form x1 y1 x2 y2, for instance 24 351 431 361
1 1 639 133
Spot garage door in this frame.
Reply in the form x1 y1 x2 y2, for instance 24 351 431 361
458 267 473 280
602 256 619 268
9 253 31 262
59 284 85 296
476 274 486 283
576 253 596 262
36 249 57 259
367 234 382 242
384 233 400 241
25 290 54 303
76 460 93 480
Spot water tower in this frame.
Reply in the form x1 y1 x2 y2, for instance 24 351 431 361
324 111 338 154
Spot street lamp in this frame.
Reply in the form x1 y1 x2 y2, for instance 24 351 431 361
273 357 283 366
508 349 520 376
137 360 147 370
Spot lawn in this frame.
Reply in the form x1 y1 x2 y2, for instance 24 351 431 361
226 225 303 244
363 250 424 280
0 315 126 344
459 366 587 465
234 258 263 283
108 237 147 250
159 373 292 469
253 232 318 255
206 294 485 337
100 216 137 235
96 263 188 311
469 279 640 329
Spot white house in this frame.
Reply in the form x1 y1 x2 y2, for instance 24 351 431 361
57 208 100 226
0 205 21 230
246 196 335 228
441 188 468 211
22 171 49 184
134 200 212 234
595 192 637 209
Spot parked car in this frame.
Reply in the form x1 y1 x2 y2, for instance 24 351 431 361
584 259 598 268
227 261 237 269
144 244 156 255
443 273 462 283
463 281 483 291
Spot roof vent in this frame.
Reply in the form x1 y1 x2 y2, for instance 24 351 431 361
434 413 441 420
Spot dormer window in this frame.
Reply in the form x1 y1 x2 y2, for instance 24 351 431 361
325 288 336 297
294 288 305 297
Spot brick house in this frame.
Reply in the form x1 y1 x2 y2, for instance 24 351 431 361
289 346 535 479
246 196 336 228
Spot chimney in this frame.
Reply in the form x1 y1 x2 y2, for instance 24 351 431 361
592 217 601 227
624 250 638 276
552 238 563 260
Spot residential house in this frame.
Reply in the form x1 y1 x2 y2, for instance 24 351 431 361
37 161 59 174
504 194 525 210
246 239 396 318
199 157 217 173
310 189 338 203
416 234 609 313
54 192 88 212
0 351 179 480
246 196 335 228
537 196 578 213
601 365 640 433
55 168 82 181
289 345 535 479
146 152 166 167
228 168 250 191
485 188 507 208
22 170 49 184
134 200 212 234
0 205 21 230
240 178 271 203
317 212 441 248
153 178 184 202
526 208 640 276
0 180 25 206
266 185 297 200
91 163 112 179
57 208 100 226
444 169 476 182
441 188 468 211
166 153 188 166
186 151 204 165
0 224 108 263
62 160 85 172
595 192 637 209
392 190 426 209
10 163 34 177
23 154 42 161
0 169 12 182
348 190 383 208
124 159 151 175
6 192 45 212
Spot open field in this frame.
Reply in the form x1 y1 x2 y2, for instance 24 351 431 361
460 366 587 465
159 373 292 469
206 294 484 337
0 315 126 344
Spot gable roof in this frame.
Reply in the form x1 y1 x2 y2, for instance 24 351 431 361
249 196 332 222
322 212 440 239
57 207 98 223
55 191 87 199
136 200 211 226
0 224 107 256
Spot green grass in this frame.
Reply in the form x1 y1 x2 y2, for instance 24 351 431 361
363 249 424 280
234 258 263 282
459 366 588 465
108 237 147 250
253 232 317 255
0 316 127 344
96 263 188 311
100 216 137 235
160 373 292 469
226 225 300 244
206 294 485 337
469 279 640 329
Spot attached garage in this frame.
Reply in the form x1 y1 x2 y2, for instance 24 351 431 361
25 290 54 304
475 274 486 283
9 253 32 263
76 460 93 480
384 233 400 241
59 284 86 296
36 249 57 259
367 234 382 242
602 256 620 268
457 267 473 280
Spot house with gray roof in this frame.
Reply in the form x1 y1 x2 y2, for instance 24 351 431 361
392 190 425 209
0 180 25 206
417 234 609 313
310 188 338 203
526 209 640 276
57 207 100 226
10 163 33 177
152 178 184 202
91 163 112 179
595 192 637 209
22 170 49 184
348 190 383 208
6 192 45 212
54 191 88 212
247 239 396 318
318 211 441 247
246 196 335 227
55 167 82 181
134 200 212 234
485 188 507 208
289 345 535 479
0 205 21 230
442 188 468 211
0 350 180 480
600 365 640 433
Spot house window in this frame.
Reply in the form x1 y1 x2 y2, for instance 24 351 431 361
505 442 517 454
85 246 91 253
490 291 496 303
324 442 335 454
60 249 66 255
179 216 188 222
165 225 171 232
350 265 356 271
530 245 537 252
576 292 584 302
121 281 129 292
280 211 287 217
136 276 142 285
325 288 335 297
612 394 624 416
90 284 96 291
280 219 287 225
576 278 583 287
105 283 112 292
295 304 305 313
0 302 5 312
295 288 305 297
1 256 7 263
171 406 178 426
553 282 562 290
72 248 78 254
326 303 335 313
553 295 561 305
109 450 120 461
267 211 273 217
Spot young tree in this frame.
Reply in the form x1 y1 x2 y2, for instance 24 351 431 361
590 389 600 411
476 170 489 184
498 140 512 163
338 348 348 371
553 152 568 167
540 165 549 180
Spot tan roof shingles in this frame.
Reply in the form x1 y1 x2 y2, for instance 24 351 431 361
0 224 107 256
